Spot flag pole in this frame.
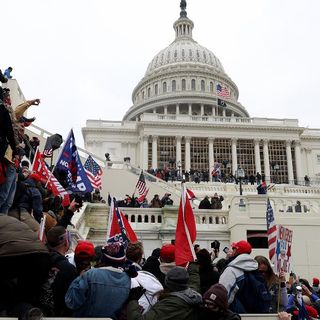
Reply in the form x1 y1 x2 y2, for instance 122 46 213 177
106 195 114 241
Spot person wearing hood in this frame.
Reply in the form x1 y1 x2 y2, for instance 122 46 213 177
127 266 202 320
199 284 241 320
219 240 269 313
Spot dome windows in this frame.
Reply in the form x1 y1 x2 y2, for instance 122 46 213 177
182 79 186 91
155 84 158 95
172 80 176 92
191 79 196 90
201 80 205 92
210 81 214 92
163 82 167 93
148 87 151 98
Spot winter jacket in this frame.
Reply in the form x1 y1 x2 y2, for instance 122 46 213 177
219 254 258 305
199 266 220 294
65 266 131 318
0 103 16 160
0 214 48 257
49 251 78 316
131 270 164 314
127 287 202 320
269 281 288 312
142 256 162 281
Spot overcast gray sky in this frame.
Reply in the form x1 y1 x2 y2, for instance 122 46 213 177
2 0 320 147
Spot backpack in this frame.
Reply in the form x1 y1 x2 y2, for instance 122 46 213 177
232 270 272 313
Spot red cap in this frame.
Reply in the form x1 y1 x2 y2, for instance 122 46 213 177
75 240 95 257
160 244 175 263
313 277 320 286
232 240 252 255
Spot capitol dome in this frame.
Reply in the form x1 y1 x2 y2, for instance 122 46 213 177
123 2 249 121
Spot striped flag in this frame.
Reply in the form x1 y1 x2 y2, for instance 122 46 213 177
216 84 230 99
135 171 147 198
266 199 277 264
84 155 102 189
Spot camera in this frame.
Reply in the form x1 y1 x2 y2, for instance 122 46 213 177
210 240 220 251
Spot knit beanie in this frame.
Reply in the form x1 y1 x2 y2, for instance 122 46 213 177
101 242 126 266
203 284 228 311
165 266 189 291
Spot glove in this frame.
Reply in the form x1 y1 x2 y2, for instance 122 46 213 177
128 286 146 301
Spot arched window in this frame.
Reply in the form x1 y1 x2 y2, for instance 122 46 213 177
210 81 214 92
215 217 220 224
131 215 135 223
191 79 196 90
125 215 129 221
148 87 151 97
201 80 205 91
144 215 149 223
209 217 213 224
202 216 206 224
155 84 158 95
142 91 145 99
151 215 155 223
182 79 186 91
172 80 176 92
163 82 167 93
157 215 162 223
138 215 142 223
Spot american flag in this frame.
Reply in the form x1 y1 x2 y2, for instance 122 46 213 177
135 171 147 198
216 84 230 98
84 155 102 189
266 199 277 263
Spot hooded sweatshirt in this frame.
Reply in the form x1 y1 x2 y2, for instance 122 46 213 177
219 253 258 305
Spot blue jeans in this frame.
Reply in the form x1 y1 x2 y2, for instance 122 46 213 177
0 164 17 214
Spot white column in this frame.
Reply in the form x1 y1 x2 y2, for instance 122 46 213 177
176 136 182 164
185 137 191 172
153 109 157 114
188 103 192 115
294 141 303 185
231 138 237 175
164 106 167 115
263 139 271 183
286 140 294 184
306 148 314 178
152 135 158 169
254 139 261 174
176 104 179 115
222 108 226 117
212 105 216 116
142 136 148 170
200 104 204 116
209 138 214 171
301 148 307 176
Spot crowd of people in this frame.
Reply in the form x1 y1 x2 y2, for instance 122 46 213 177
1 218 319 320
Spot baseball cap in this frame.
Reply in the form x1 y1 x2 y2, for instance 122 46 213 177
231 240 252 255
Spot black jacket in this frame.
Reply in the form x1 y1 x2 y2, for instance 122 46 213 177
0 103 16 160
49 251 77 316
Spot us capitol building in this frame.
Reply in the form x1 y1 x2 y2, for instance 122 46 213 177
82 2 320 186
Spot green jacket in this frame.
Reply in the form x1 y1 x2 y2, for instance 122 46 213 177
127 288 202 320
127 262 201 320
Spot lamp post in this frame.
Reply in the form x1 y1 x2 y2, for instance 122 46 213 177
235 166 245 196
177 160 181 181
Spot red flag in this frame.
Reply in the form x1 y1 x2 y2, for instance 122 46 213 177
186 188 196 200
107 201 137 247
175 183 197 266
32 149 70 207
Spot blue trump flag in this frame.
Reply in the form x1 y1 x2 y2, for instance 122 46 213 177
55 129 93 193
